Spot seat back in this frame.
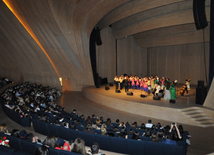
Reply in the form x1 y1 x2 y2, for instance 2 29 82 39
79 132 95 146
128 139 145 155
67 129 80 142
109 137 128 154
58 126 70 141
19 139 39 154
94 134 110 151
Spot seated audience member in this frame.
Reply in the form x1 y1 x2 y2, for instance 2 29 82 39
119 122 126 128
118 127 127 139
35 145 49 155
26 133 41 144
151 125 156 131
169 123 182 141
131 131 141 140
0 123 9 134
156 122 162 129
115 119 120 124
151 133 159 142
44 135 60 149
140 123 146 130
101 127 107 136
145 119 153 128
143 129 151 137
113 126 120 133
72 138 86 155
89 142 105 155
92 122 100 130
83 124 95 134
162 133 177 145
11 129 20 138
106 118 112 126
96 119 101 126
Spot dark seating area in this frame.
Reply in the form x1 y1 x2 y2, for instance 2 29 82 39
31 118 188 155
0 82 189 155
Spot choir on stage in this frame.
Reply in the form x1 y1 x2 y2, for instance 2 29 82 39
113 74 188 100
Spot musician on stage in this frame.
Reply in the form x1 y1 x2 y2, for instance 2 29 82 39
183 79 190 95
114 75 119 90
124 76 129 92
119 75 124 90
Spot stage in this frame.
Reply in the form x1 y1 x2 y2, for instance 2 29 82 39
82 84 214 127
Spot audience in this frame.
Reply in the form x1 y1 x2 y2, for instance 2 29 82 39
72 138 86 155
35 145 49 155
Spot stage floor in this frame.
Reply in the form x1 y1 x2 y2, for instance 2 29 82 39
83 84 202 109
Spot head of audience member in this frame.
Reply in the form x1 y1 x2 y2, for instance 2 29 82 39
118 127 127 138
144 129 151 137
148 119 152 124
156 122 161 129
91 142 100 155
44 135 58 148
72 138 86 155
140 123 146 129
101 127 107 136
151 125 156 131
70 123 76 130
116 119 120 124
128 128 134 135
95 119 100 126
101 124 107 130
131 131 140 140
106 118 111 126
86 124 92 130
11 129 20 138
151 133 159 142
178 125 184 133
34 145 49 155
26 133 39 143
99 117 103 123
0 123 8 133
125 122 130 126
111 125 118 131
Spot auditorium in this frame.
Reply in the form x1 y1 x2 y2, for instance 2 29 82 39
0 0 214 155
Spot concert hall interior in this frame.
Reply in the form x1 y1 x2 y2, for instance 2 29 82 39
0 0 214 155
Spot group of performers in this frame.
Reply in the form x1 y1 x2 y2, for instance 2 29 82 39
114 74 190 100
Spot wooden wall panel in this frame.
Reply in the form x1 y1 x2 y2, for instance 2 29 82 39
147 43 209 85
117 36 147 77
96 27 116 83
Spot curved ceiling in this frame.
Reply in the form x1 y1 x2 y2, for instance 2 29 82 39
0 0 211 91
97 0 210 47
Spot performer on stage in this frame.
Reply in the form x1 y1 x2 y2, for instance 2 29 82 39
140 78 144 91
132 76 135 89
164 82 171 100
119 75 124 90
124 76 129 92
136 77 140 89
151 75 155 91
183 79 190 95
114 75 119 90
170 81 176 99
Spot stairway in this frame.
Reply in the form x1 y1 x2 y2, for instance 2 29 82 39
181 107 214 127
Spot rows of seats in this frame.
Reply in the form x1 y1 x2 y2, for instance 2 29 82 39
1 102 31 127
32 118 187 155
0 132 80 155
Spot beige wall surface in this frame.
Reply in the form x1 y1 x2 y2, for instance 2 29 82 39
97 27 147 83
147 43 209 85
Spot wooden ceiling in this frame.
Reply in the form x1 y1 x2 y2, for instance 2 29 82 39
0 0 211 90
97 0 210 48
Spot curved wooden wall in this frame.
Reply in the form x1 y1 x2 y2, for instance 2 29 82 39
0 0 211 90
0 0 128 91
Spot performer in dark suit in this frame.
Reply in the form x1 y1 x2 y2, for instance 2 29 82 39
124 76 129 92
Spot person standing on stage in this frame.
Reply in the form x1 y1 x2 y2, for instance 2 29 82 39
131 76 135 89
124 76 129 92
140 78 144 91
184 79 190 95
136 77 140 89
151 75 155 91
170 81 176 99
119 75 124 90
114 76 119 90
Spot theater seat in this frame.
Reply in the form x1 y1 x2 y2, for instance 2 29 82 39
128 139 145 155
109 137 128 154
94 134 110 151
